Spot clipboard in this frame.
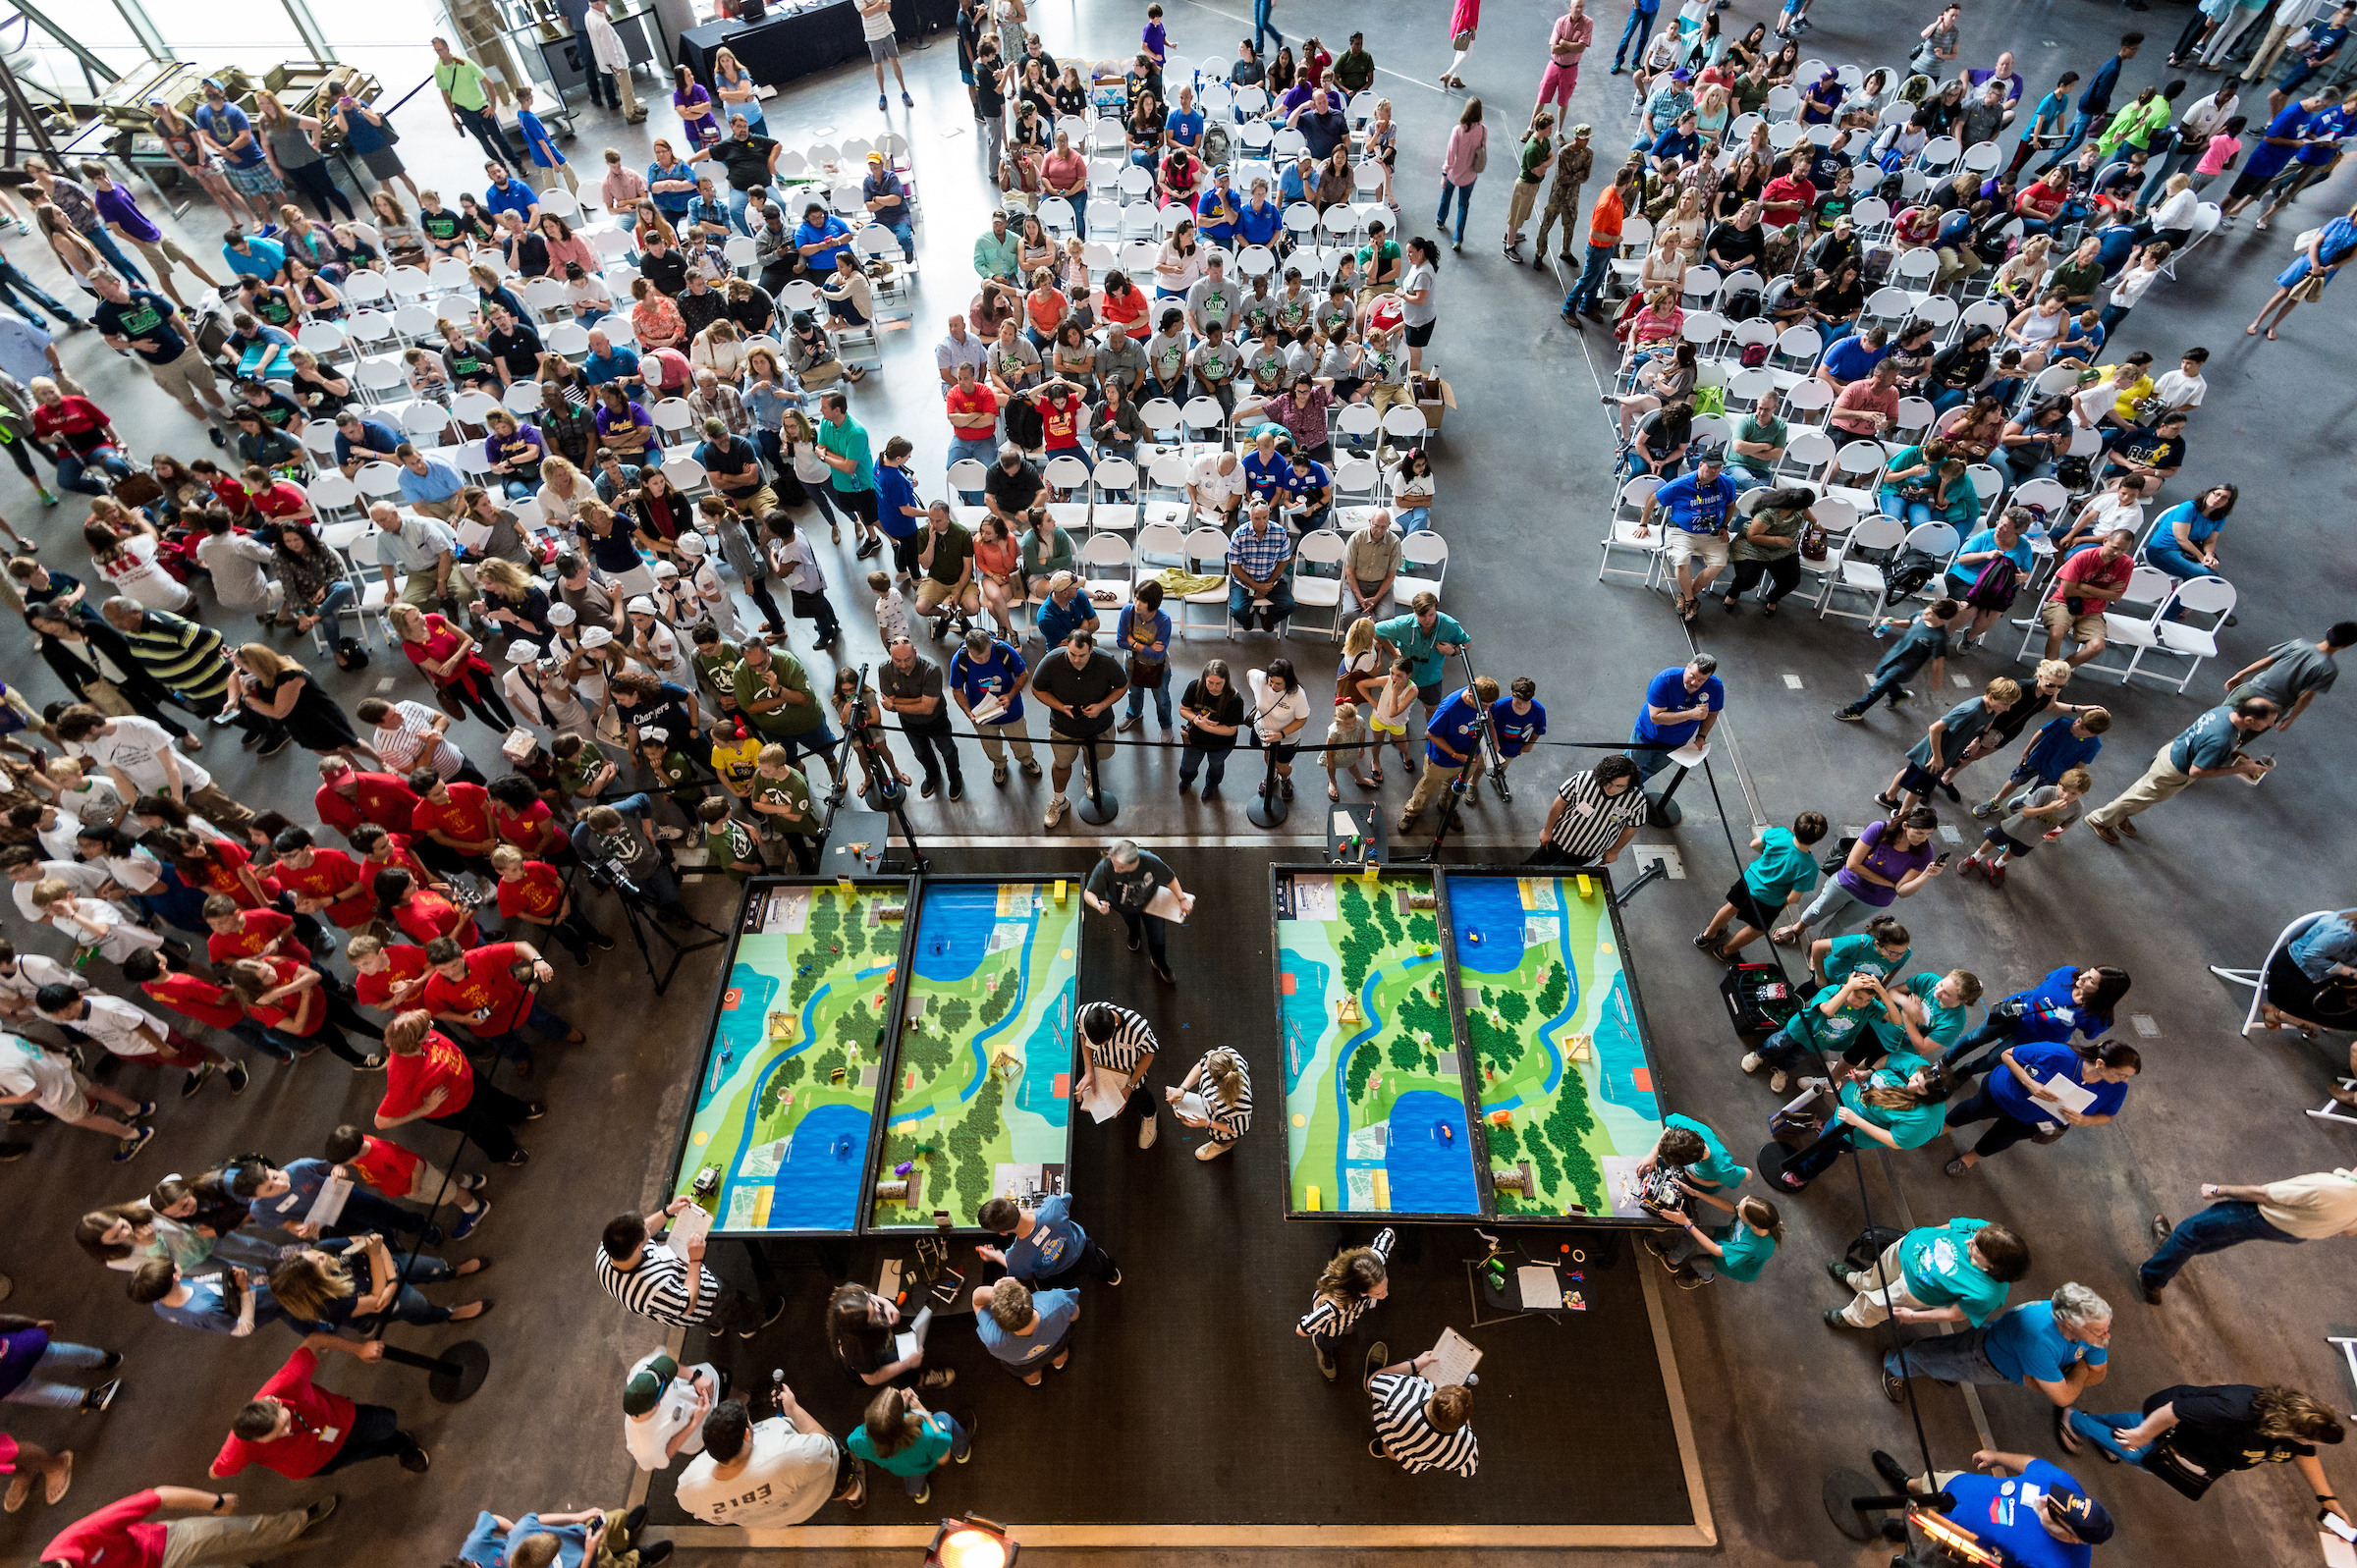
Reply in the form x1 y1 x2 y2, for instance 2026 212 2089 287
1425 1327 1482 1386
668 1204 712 1252
1143 886 1195 924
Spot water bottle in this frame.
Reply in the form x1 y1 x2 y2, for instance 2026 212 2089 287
1871 619 1889 640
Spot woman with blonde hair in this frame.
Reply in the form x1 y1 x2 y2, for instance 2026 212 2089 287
475 557 556 646
710 45 767 135
268 1235 489 1333
689 314 748 381
535 451 591 530
1336 617 1387 710
388 601 514 730
1293 1227 1397 1379
229 644 372 765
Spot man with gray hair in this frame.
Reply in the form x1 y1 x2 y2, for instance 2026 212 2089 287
1082 838 1185 984
1880 1282 2112 1422
369 502 471 611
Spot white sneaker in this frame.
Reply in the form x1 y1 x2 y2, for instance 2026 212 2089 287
1138 1109 1159 1149
1769 1069 1789 1093
1043 794 1069 828
1740 1052 1762 1073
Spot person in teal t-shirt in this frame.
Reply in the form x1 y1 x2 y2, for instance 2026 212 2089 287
1699 811 1830 958
1859 969 1980 1067
845 1386 972 1503
1831 1216 2028 1329
1656 1195 1781 1287
1814 917 1912 989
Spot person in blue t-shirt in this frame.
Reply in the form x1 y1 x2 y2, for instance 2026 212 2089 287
975 1192 1121 1284
1166 86 1206 149
1488 676 1546 783
2250 204 2357 339
1946 1038 2139 1173
1195 171 1240 243
1640 454 1740 622
794 202 854 272
1945 963 2131 1078
948 627 1041 784
2084 694 2276 842
2222 97 2318 217
1817 325 1891 387
1235 180 1284 246
1239 429 1290 504
1972 711 2108 819
972 1278 1079 1383
1628 655 1724 784
1865 1449 2111 1568
1401 676 1498 829
1885 1283 2113 1411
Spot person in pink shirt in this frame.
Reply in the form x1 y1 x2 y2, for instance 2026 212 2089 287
1535 0 1594 111
1443 0 1480 88
599 149 650 213
1436 100 1489 249
1829 358 1901 438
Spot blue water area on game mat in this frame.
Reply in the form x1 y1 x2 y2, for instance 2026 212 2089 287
1446 877 1535 976
1014 985 1074 1127
1592 972 1660 1120
718 963 779 1060
1384 1088 1480 1215
761 1102 871 1231
1278 951 1332 1097
913 885 1018 984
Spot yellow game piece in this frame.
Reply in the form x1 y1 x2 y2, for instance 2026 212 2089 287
1575 875 1594 899
1291 1112 1306 1127
1054 879 1069 903
837 876 854 898
1305 1185 1322 1210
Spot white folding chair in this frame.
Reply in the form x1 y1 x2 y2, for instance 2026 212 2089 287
2128 575 2235 692
1290 528 1350 638
1816 512 1906 621
1090 457 1141 533
1822 439 1890 514
1178 526 1233 637
1390 532 1448 612
1135 520 1188 571
1779 426 1839 483
2063 565 2175 679
1599 476 1668 585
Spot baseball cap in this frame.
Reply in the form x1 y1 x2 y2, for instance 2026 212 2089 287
866 150 884 164
1671 68 1692 81
2047 1487 2113 1545
622 1353 679 1416
506 641 542 664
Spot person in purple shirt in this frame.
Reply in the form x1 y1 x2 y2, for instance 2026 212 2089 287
82 163 220 311
1775 807 1945 942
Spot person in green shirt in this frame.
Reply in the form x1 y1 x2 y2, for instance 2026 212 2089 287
551 732 616 807
689 624 743 714
694 795 764 881
1810 915 1911 990
1502 108 1559 258
971 208 1021 285
1332 33 1377 94
1698 810 1828 957
1019 513 1077 593
748 742 820 873
1858 969 1981 1069
1831 1217 2028 1329
1724 392 1790 486
1656 1195 1781 1287
1746 969 1883 1092
431 36 512 171
1640 1114 1751 1280
846 1386 971 1503
1768 1054 1951 1195
815 390 884 558
1353 217 1403 298
730 640 839 783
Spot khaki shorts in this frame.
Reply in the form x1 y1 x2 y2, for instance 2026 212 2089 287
1049 733 1114 771
915 578 983 614
148 343 219 405
1664 530 1730 570
2040 599 2106 643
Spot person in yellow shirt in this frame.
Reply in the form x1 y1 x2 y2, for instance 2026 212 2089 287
708 719 764 802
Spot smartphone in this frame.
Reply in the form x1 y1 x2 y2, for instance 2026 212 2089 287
1933 852 1952 868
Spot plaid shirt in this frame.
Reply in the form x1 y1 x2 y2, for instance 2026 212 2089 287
1228 520 1293 582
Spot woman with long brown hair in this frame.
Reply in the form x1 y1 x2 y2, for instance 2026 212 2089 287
268 1233 489 1332
1293 1229 1396 1379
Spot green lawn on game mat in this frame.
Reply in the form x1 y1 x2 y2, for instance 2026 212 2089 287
872 881 1081 1229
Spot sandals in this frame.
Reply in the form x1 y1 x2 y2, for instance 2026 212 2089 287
2054 1404 2082 1456
1327 783 1341 800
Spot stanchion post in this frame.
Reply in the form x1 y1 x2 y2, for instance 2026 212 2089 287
1073 729 1120 825
1246 731 1289 829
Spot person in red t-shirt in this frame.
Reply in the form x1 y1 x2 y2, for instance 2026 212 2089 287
376 1010 539 1164
1032 377 1085 460
322 1123 490 1237
209 1344 427 1480
27 383 130 497
202 896 312 968
39 1485 338 1568
348 825 436 892
242 465 314 525
314 758 424 842
347 935 433 1015
164 835 277 910
490 845 610 963
371 867 481 949
225 957 379 1070
1758 162 1818 234
419 937 580 1071
269 828 377 930
121 948 287 1062
406 770 499 868
2040 529 2138 668
485 775 565 858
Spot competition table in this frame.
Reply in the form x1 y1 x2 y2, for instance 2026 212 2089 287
677 0 959 89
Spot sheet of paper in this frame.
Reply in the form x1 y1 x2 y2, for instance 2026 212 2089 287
1080 1071 1130 1123
2324 1531 2357 1568
1516 1266 1562 1309
894 1331 918 1362
1174 1091 1210 1124
306 1174 353 1230
668 1203 711 1252
2038 1072 2098 1114
1143 886 1195 924
1426 1327 1482 1387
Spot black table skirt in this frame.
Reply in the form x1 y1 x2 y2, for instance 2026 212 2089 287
679 0 959 91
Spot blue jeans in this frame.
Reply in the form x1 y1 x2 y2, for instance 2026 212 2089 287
1625 728 1677 784
1061 192 1088 238
875 213 915 257
1878 493 1935 525
2139 1200 2301 1292
83 227 148 289
0 255 75 326
1125 669 1174 726
1820 317 1859 347
1178 740 1231 788
1929 386 1972 416
2097 302 2132 333
2041 111 2097 171
55 445 134 496
900 1413 971 1492
723 187 764 236
1437 181 1475 243
1397 505 1432 533
1230 577 1294 628
1253 0 1282 52
2066 1409 2156 1465
0 1342 110 1408
1614 5 1657 69
1567 242 1614 314
1882 1325 2006 1385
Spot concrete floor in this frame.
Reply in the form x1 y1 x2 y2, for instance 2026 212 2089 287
0 0 2352 1562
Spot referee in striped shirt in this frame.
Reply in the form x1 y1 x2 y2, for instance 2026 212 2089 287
1525 753 1650 867
1364 1347 1479 1477
1169 1048 1252 1161
597 1198 783 1339
1077 1001 1161 1149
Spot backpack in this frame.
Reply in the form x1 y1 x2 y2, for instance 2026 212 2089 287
2054 455 2093 489
1721 962 1798 1038
1962 552 2020 611
334 637 370 672
1844 1225 1909 1274
1201 120 1231 165
1739 341 1771 368
1723 290 1761 322
1884 546 1944 600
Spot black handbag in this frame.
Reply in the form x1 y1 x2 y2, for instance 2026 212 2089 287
2139 1433 2217 1501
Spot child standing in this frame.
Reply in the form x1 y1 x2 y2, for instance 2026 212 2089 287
1142 4 1170 69
708 717 764 807
1488 676 1547 782
695 794 765 882
1833 598 1964 721
1878 676 2021 815
513 85 580 199
848 1386 974 1503
1322 699 1375 800
1958 766 2091 888
1366 660 1419 782
869 568 911 645
2187 114 2245 196
749 742 820 873
1972 708 2108 819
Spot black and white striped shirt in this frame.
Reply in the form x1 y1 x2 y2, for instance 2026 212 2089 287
1369 1372 1480 1477
1296 1228 1396 1338
1083 1004 1158 1075
595 1238 718 1327
1547 769 1650 860
1191 1051 1254 1142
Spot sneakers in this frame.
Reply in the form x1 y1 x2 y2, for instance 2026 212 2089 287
1105 1268 1122 1286
1985 862 2006 888
1969 797 2001 820
113 1125 155 1162
902 91 916 106
452 1199 490 1241
1739 1051 1763 1074
1833 706 1865 723
878 93 889 109
1137 1109 1159 1149
1881 1368 1908 1403
1363 1340 1389 1389
1691 932 1724 957
179 1060 215 1099
910 1482 932 1504
1316 1344 1338 1380
79 1379 121 1413
1043 794 1069 828
398 1441 431 1473
1018 758 1043 779
302 1495 342 1531
637 1542 675 1566
1768 1069 1789 1094
991 764 1009 786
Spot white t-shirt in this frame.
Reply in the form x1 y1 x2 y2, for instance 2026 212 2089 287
0 1033 86 1119
1190 456 1246 507
372 699 466 779
2151 368 2206 412
1399 262 1437 329
12 860 110 926
0 953 82 1006
58 992 170 1057
624 1353 717 1471
74 716 212 793
859 0 896 42
1245 669 1312 743
673 1419 842 1525
97 535 192 612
